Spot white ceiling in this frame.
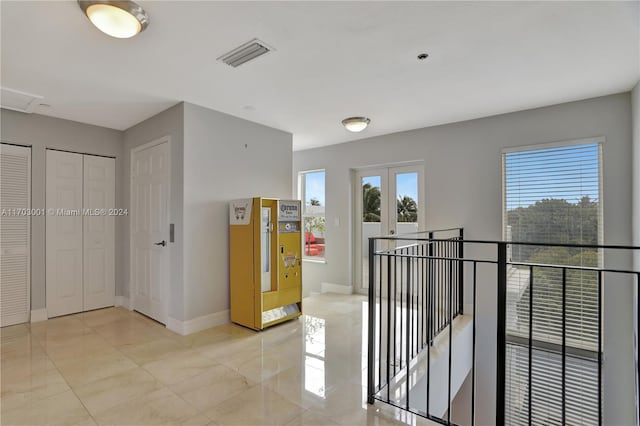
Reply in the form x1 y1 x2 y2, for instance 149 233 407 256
1 1 638 150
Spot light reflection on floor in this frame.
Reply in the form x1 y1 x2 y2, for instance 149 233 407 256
0 293 439 425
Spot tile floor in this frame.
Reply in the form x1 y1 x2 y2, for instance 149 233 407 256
1 293 436 426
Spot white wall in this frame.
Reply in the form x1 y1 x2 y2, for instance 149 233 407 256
293 93 635 425
0 109 124 312
183 102 292 321
123 103 185 320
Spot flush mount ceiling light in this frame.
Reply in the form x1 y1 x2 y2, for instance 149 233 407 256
78 1 149 39
341 117 371 132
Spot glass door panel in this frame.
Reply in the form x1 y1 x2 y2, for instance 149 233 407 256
361 175 384 290
392 171 419 236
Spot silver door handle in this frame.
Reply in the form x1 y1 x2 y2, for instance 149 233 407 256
154 240 166 247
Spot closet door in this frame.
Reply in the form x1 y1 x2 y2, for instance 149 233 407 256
0 144 31 326
83 155 115 310
46 150 83 318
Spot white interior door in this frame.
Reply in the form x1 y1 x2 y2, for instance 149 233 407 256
355 165 423 293
131 140 170 324
83 155 115 311
0 144 31 326
46 150 83 317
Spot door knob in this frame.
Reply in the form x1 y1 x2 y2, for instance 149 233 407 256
154 240 166 247
390 230 395 235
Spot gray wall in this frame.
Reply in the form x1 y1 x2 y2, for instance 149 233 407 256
183 102 292 320
0 109 124 311
293 93 635 425
122 103 185 321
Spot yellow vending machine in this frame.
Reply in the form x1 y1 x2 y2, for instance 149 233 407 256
229 198 302 330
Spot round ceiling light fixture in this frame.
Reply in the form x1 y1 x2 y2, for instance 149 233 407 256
78 1 149 39
341 117 371 132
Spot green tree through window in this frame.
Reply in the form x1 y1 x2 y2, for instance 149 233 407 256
396 195 418 222
362 183 381 222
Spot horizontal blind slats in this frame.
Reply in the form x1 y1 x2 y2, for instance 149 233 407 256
504 142 601 425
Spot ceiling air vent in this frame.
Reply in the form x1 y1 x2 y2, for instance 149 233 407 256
217 38 274 68
1 87 44 113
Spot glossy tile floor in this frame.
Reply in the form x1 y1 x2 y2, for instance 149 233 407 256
1 293 437 426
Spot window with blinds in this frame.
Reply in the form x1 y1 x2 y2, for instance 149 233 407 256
502 141 602 426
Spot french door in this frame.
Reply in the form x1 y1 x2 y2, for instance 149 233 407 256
354 164 423 293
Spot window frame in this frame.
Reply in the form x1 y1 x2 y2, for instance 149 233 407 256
298 169 327 263
501 137 605 425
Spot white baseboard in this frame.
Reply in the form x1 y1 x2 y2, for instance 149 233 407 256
114 296 131 309
321 282 353 295
30 308 47 323
167 310 230 336
166 317 183 334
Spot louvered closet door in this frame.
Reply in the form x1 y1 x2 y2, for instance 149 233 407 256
46 150 83 318
83 155 115 310
0 144 31 326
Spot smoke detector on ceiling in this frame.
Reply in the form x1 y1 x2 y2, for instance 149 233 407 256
1 87 44 113
217 38 275 68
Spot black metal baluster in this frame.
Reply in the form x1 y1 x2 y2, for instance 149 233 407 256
394 250 398 376
459 229 465 316
416 245 420 357
427 238 433 417
598 270 603 426
528 265 534 426
406 247 411 411
439 241 443 332
421 243 425 349
562 267 567 426
429 232 434 342
378 249 382 391
387 253 392 401
401 248 404 372
496 242 507 426
471 261 477 426
448 258 453 425
367 237 376 404
410 246 414 360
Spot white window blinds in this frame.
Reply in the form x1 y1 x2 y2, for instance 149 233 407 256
503 141 602 426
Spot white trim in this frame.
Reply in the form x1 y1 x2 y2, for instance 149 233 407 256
30 309 47 323
351 159 425 172
129 136 171 325
114 296 131 309
166 317 184 335
501 135 606 154
166 310 230 336
321 282 353 295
